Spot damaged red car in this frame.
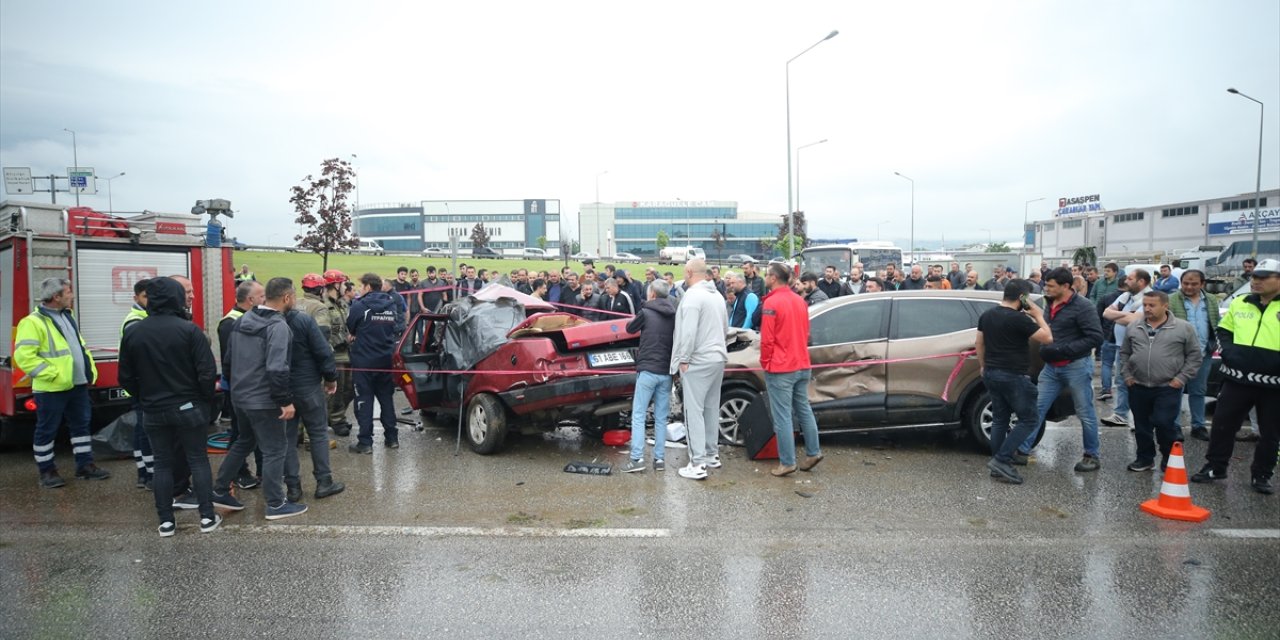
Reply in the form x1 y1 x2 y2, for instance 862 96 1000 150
392 285 639 454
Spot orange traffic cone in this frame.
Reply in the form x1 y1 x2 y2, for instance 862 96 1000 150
1140 442 1210 522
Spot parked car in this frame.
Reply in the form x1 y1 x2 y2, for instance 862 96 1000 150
522 247 548 260
726 254 756 264
692 290 1072 451
354 239 384 256
392 286 639 454
422 247 450 256
472 246 502 259
612 252 642 263
572 251 598 261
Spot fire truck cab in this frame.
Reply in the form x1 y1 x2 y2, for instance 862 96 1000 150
0 200 235 441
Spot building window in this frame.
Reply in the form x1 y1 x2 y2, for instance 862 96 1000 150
1161 205 1199 218
1041 222 1055 231
1062 220 1083 229
1224 198 1268 211
1114 212 1145 223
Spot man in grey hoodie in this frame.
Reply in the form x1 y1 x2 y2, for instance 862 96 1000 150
211 277 308 521
670 258 729 480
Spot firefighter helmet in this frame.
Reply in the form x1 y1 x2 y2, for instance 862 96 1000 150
323 269 348 285
301 273 327 289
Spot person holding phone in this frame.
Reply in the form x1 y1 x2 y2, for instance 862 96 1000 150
976 280 1053 484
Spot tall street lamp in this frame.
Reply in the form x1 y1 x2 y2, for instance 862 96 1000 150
349 153 360 212
104 172 125 214
594 170 608 255
1024 197 1045 253
795 138 828 216
1227 88 1265 257
894 172 914 264
876 219 890 241
786 29 839 258
63 128 79 206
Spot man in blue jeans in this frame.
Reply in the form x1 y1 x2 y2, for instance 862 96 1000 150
1167 270 1219 441
1101 269 1153 428
758 264 822 477
620 280 677 473
976 280 1053 484
1016 267 1105 472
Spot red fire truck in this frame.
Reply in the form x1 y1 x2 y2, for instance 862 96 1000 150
0 200 236 440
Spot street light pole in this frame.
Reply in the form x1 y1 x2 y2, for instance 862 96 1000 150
63 128 79 206
894 172 914 264
1024 197 1045 253
104 172 125 214
876 219 890 241
786 30 838 259
795 138 827 217
595 170 608 255
349 153 360 212
1227 88 1266 257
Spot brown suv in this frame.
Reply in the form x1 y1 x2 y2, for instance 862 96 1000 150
707 290 1071 450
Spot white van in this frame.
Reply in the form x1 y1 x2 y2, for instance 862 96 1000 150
658 246 706 265
355 239 384 256
522 247 547 260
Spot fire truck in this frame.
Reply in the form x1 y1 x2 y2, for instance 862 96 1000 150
0 200 236 441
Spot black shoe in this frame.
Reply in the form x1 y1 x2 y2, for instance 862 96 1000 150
235 472 261 490
1011 452 1029 466
1190 466 1227 483
1126 460 1155 472
75 464 111 480
40 469 66 489
286 483 303 504
331 423 352 437
136 475 151 489
987 458 1024 484
1190 428 1210 442
348 442 372 454
385 440 399 449
1252 476 1275 495
315 476 346 499
172 488 199 510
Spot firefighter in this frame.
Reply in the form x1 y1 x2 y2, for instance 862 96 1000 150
15 277 110 488
323 269 355 436
284 273 346 500
1191 259 1280 495
121 278 154 489
293 274 337 451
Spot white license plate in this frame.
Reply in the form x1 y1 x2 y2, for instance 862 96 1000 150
588 350 634 368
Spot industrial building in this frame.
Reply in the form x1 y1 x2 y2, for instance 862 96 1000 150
579 200 780 259
353 199 561 253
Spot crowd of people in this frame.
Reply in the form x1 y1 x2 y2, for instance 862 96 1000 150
11 252 1275 536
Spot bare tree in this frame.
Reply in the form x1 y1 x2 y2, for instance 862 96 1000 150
290 158 358 271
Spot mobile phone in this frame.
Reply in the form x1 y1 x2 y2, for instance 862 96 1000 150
1019 294 1031 311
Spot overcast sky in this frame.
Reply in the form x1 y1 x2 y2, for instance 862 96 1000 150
2 1 1277 249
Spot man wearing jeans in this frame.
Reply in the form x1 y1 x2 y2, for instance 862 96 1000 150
976 280 1052 484
1016 267 1106 472
1167 270 1219 441
119 277 221 536
620 281 676 473
670 258 729 480
759 263 823 477
1120 291 1202 472
1101 269 1153 428
212 277 306 520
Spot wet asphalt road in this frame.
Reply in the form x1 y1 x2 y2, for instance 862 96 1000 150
2 397 1278 639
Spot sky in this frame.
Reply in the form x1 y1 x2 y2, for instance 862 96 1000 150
1 0 1278 249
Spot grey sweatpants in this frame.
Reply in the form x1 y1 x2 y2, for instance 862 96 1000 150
681 360 725 466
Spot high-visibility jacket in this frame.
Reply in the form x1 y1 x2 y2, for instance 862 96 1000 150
1218 293 1280 389
120 304 148 337
14 307 98 392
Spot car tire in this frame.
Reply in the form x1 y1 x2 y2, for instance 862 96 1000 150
465 393 508 455
717 386 760 447
966 390 1045 452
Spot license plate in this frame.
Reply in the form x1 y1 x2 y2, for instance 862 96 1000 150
108 388 130 401
588 350 634 368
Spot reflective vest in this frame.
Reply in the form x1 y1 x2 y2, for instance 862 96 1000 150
223 308 244 323
120 304 148 338
13 307 99 392
236 271 256 282
1218 293 1280 388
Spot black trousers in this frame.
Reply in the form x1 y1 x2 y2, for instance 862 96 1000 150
1205 380 1280 479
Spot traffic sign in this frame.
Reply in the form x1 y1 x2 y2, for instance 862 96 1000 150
3 167 34 195
67 167 96 194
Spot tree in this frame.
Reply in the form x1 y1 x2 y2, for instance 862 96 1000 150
1072 246 1097 266
570 239 581 254
656 229 670 253
536 235 547 251
290 157 358 271
773 234 805 258
471 223 491 248
986 242 1011 253
775 211 809 255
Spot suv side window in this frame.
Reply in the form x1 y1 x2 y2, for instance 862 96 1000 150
810 299 889 346
893 299 974 339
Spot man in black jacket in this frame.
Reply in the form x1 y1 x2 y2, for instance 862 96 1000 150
1014 267 1106 472
620 280 677 473
575 281 602 321
598 278 635 318
212 277 307 520
119 277 221 536
347 272 406 453
284 305 346 501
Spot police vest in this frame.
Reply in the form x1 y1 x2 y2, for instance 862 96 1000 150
120 305 148 338
1218 294 1280 388
13 308 99 392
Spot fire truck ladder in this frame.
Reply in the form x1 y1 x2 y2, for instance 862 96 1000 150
19 207 75 309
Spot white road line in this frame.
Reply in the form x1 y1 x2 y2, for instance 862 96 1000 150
1208 529 1280 539
223 524 672 538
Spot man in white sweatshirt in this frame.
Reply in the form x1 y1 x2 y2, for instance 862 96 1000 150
670 258 729 480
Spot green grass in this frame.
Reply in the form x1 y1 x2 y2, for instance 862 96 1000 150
233 250 669 282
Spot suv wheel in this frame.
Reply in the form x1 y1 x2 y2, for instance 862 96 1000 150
465 393 508 454
717 387 759 447
966 390 1045 452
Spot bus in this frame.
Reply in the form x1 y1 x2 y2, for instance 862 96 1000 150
800 242 904 277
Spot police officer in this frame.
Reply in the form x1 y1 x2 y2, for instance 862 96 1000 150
322 269 355 435
1191 259 1280 495
15 277 110 487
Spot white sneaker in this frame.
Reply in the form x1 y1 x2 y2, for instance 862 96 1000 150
705 456 722 469
677 464 708 480
1100 414 1129 427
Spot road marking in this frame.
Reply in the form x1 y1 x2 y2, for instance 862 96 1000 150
1209 529 1280 539
223 524 672 538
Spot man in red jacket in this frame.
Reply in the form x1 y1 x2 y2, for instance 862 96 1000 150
760 263 823 477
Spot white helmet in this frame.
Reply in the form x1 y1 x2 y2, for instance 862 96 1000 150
1253 259 1279 277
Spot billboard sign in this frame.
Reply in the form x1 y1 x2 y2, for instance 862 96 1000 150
1057 194 1102 217
1208 206 1280 236
3 167 34 195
